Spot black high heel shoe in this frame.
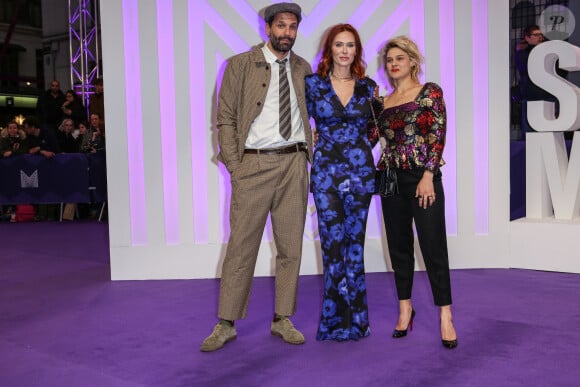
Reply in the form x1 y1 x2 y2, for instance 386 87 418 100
392 309 416 338
441 318 458 349
442 338 458 349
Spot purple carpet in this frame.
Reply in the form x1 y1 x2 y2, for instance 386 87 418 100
1 222 579 386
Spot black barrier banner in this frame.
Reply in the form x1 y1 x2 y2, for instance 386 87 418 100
0 154 91 204
87 152 108 203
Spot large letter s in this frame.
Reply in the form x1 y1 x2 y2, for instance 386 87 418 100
528 40 580 132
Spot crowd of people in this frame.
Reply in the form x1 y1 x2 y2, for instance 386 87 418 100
0 78 106 222
201 2 457 353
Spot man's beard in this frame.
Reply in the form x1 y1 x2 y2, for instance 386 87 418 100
269 34 295 52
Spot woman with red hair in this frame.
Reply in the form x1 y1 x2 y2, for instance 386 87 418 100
305 24 381 341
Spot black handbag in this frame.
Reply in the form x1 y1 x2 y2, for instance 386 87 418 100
368 97 398 197
375 167 398 197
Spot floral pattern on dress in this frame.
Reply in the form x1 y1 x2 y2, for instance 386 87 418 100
306 73 377 341
377 82 446 172
306 74 378 194
313 190 371 341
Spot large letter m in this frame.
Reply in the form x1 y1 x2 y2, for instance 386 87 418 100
526 132 580 220
20 170 39 188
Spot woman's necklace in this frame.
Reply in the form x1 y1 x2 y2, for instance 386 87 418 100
330 72 353 82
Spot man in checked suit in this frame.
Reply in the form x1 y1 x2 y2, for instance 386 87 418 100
201 2 313 352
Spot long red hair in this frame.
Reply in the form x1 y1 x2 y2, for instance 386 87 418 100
316 24 366 79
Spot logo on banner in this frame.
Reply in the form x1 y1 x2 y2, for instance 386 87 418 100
20 170 39 188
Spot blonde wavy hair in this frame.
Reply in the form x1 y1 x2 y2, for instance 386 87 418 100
58 118 75 132
382 35 424 88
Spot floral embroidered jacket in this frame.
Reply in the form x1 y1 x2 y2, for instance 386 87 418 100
374 82 446 172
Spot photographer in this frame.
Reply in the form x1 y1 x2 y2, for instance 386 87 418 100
79 116 105 153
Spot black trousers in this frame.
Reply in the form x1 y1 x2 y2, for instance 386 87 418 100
380 169 452 306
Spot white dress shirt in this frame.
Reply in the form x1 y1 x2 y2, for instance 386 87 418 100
244 44 306 149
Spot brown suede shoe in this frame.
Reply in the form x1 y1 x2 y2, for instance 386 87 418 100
200 322 237 352
271 317 305 344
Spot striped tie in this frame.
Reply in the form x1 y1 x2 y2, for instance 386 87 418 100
276 59 291 140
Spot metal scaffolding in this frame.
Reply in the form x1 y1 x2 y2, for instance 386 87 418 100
68 0 100 109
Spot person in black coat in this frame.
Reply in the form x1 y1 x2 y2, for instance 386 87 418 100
61 90 87 127
515 25 568 135
57 118 82 153
24 116 60 157
36 80 66 133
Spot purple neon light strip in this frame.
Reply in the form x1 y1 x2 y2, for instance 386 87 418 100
364 0 420 91
298 0 340 37
409 0 425 83
190 0 209 243
214 52 231 243
228 0 262 31
472 0 489 234
439 0 458 234
204 2 250 54
156 0 180 244
122 0 147 245
347 0 382 26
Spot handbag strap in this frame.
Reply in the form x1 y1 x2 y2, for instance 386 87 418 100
368 97 379 128
368 97 387 151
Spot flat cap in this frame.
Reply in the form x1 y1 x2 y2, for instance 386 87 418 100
264 2 302 24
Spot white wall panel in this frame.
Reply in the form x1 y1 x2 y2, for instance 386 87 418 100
100 0 578 279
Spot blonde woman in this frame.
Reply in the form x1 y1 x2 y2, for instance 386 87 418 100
57 118 80 153
376 36 457 349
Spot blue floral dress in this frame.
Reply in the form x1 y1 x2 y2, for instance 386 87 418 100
305 73 378 340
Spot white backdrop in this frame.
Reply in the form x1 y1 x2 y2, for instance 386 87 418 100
99 0 578 280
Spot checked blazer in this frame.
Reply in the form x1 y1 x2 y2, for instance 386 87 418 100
216 43 313 173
